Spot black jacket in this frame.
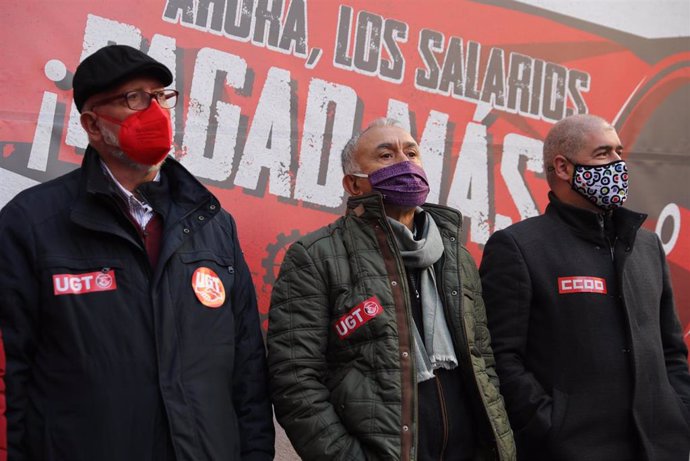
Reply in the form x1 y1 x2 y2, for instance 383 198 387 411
0 148 274 460
479 193 690 461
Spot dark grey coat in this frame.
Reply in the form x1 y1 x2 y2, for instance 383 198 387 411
480 193 690 461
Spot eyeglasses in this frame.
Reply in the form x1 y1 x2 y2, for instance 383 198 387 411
90 89 179 111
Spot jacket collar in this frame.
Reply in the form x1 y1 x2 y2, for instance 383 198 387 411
346 192 388 221
546 191 647 247
72 146 222 281
345 193 463 237
78 146 214 219
72 146 219 237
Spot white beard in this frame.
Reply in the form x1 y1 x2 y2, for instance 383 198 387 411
97 121 163 174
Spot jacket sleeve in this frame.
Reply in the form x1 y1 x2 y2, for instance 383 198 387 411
479 229 553 442
460 247 501 390
227 215 275 461
267 241 366 461
0 329 6 461
656 236 690 416
0 202 40 461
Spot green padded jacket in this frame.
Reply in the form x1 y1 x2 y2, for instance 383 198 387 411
268 194 515 461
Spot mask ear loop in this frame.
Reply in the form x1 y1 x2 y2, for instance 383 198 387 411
565 157 577 184
90 110 125 127
349 173 368 189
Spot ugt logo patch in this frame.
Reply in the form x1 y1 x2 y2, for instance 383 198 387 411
334 296 383 339
53 270 117 295
192 267 226 308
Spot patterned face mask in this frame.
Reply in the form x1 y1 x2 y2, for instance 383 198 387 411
571 159 629 210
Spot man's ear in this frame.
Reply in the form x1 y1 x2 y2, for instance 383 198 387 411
343 174 361 196
80 112 102 141
553 155 572 182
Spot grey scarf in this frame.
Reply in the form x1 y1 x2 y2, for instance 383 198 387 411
388 210 459 382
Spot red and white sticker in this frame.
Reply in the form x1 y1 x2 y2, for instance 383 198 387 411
53 270 117 296
192 267 226 308
334 296 383 339
558 276 607 294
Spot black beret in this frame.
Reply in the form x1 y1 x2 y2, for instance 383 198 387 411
73 45 173 112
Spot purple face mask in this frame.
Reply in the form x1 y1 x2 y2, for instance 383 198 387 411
353 161 430 207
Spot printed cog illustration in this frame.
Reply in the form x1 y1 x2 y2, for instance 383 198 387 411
262 229 302 286
260 229 303 332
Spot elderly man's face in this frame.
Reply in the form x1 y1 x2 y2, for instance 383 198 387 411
352 125 423 195
82 76 170 170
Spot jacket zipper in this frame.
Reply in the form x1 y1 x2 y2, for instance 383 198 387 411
435 374 449 460
605 217 641 453
598 214 617 261
378 217 418 460
437 237 502 460
409 270 450 460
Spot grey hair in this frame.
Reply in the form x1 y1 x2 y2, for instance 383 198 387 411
341 117 404 174
543 114 613 179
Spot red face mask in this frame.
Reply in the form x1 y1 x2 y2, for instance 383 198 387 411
97 102 172 165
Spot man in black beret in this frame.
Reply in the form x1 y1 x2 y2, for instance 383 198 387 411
0 44 275 460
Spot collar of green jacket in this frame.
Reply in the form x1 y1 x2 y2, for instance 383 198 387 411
345 193 464 236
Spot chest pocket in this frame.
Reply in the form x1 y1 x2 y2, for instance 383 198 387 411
40 256 126 301
178 251 236 345
179 250 236 306
38 257 133 351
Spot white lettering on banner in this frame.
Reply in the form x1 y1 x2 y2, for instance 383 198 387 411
53 270 117 296
446 117 490 244
28 91 57 173
235 67 293 198
148 34 178 134
64 16 179 152
656 203 680 255
180 47 246 181
0 167 39 209
558 276 607 295
18 14 555 240
414 31 590 122
161 4 591 118
294 79 357 208
333 5 408 83
414 111 448 204
481 47 506 108
65 14 144 150
499 134 544 225
162 0 310 59
335 296 383 339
